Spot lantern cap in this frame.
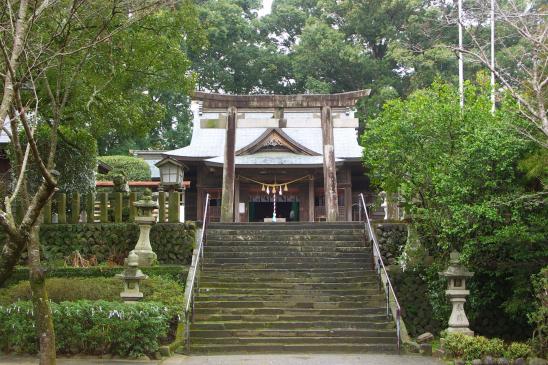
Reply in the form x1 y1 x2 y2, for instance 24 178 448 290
155 157 188 170
439 251 474 278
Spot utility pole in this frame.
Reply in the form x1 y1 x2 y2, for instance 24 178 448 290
458 0 464 109
490 0 496 114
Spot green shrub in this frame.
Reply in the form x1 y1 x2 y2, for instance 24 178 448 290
443 332 474 359
504 342 531 360
97 155 151 181
0 276 184 308
0 300 170 357
444 333 531 361
2 265 188 288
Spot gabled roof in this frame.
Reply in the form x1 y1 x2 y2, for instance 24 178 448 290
236 128 320 156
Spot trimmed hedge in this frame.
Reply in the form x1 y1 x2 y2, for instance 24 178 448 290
0 300 170 357
97 155 151 181
0 276 185 308
3 265 188 288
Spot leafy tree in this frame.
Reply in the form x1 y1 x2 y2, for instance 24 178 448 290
362 80 547 338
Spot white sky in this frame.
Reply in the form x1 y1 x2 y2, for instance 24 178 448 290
258 0 273 17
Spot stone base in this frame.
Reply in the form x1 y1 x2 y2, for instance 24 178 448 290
131 249 157 267
447 327 474 336
120 291 143 303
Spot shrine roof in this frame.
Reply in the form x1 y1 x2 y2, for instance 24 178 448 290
204 152 344 167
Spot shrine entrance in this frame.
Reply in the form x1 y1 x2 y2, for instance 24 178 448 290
248 200 300 222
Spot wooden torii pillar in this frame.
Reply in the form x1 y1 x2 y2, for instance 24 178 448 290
192 90 369 223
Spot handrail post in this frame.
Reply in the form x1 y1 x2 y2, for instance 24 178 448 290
386 281 390 318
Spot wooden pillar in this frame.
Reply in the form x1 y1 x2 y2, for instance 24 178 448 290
345 168 353 221
220 106 237 223
113 192 123 223
196 188 203 221
234 177 240 222
308 175 315 222
321 106 338 222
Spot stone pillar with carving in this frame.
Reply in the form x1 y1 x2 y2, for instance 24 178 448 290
439 251 474 336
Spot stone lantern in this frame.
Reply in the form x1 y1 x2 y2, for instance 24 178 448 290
117 251 148 303
131 189 158 266
439 251 474 336
156 157 185 189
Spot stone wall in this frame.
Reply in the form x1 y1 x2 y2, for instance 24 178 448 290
374 223 408 265
0 222 195 265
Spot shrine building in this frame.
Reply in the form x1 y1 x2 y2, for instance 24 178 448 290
161 91 374 223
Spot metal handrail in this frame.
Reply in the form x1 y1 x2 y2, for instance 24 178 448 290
182 193 210 350
359 193 402 352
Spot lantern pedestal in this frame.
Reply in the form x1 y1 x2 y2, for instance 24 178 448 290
131 189 158 267
132 216 157 267
440 251 474 336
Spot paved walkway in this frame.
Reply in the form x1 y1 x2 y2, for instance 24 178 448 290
1 354 444 365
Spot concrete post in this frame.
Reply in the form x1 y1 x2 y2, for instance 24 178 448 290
57 193 67 224
321 106 338 222
221 106 237 223
158 191 166 223
71 192 81 224
86 193 95 223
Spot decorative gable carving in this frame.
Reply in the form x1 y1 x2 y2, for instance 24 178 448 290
237 128 320 156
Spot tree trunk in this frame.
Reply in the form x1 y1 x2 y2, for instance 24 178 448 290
0 236 26 286
28 227 56 365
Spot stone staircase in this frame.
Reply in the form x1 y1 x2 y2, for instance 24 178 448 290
189 222 397 353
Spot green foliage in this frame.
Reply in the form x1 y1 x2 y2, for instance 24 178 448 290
504 342 532 360
0 300 170 357
362 81 548 339
97 156 151 181
0 276 184 309
529 267 548 358
2 265 188 289
443 333 520 361
23 124 97 194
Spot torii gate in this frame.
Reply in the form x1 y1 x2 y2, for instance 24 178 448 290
192 90 370 223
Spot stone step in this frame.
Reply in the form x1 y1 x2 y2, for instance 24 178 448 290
193 313 389 322
205 250 369 258
200 276 379 285
190 343 397 354
205 245 368 253
195 294 385 302
208 223 364 230
199 280 379 288
203 263 368 270
198 289 381 297
203 257 369 265
190 336 395 345
194 300 384 310
206 241 366 247
207 235 364 242
195 307 387 316
191 321 394 331
201 268 376 276
189 328 395 339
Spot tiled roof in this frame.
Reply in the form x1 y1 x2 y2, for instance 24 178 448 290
166 126 363 160
204 152 344 167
